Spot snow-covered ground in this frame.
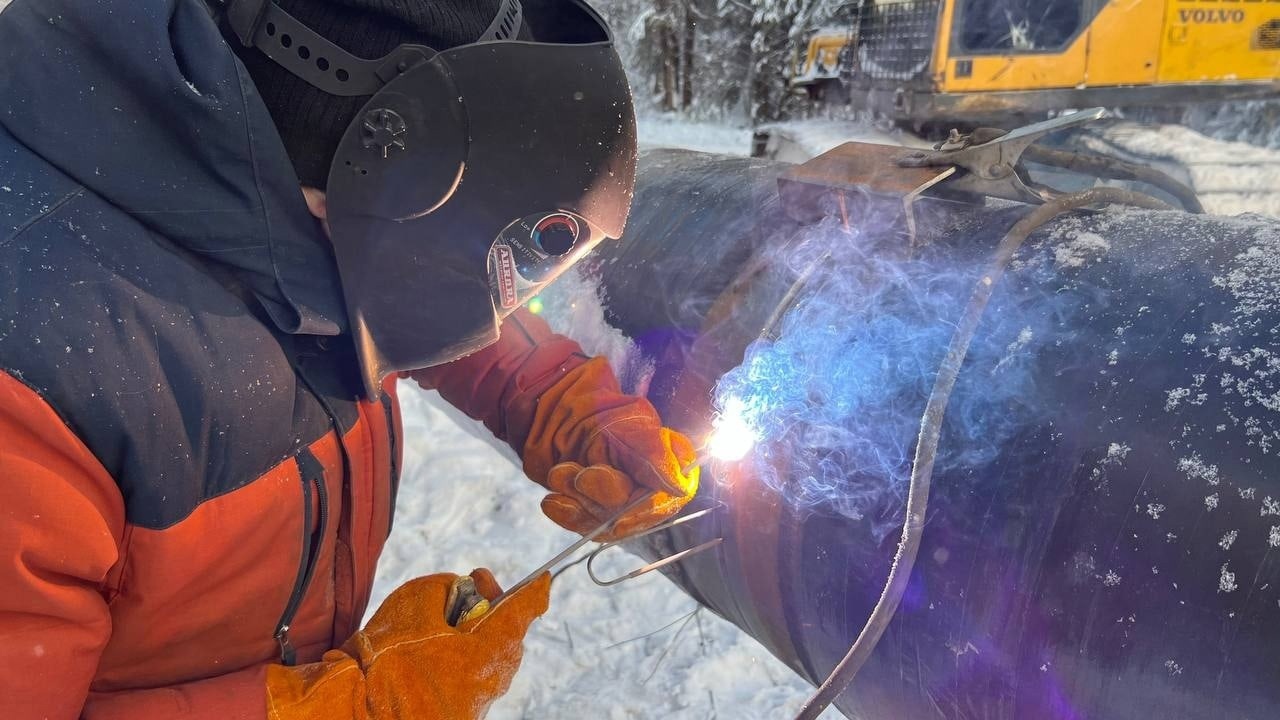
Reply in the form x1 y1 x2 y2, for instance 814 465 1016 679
1080 121 1280 217
637 116 755 156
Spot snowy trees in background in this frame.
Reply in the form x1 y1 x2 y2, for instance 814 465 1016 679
598 0 842 123
642 0 700 112
749 0 838 121
649 0 695 111
603 0 731 115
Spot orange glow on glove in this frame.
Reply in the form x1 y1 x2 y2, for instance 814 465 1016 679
522 357 699 540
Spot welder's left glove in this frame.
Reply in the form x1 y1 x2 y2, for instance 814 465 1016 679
522 357 699 541
264 569 549 720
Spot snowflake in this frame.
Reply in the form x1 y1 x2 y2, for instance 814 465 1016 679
1177 454 1221 485
1107 443 1131 460
1263 496 1280 517
1219 564 1238 593
1165 388 1192 411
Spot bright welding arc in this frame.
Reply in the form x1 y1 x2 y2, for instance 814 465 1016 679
705 396 759 463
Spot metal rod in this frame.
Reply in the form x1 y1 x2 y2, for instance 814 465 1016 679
586 504 726 586
589 538 724 587
497 446 726 601
681 446 715 478
491 491 654 606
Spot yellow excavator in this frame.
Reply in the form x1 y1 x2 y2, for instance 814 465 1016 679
792 0 1280 127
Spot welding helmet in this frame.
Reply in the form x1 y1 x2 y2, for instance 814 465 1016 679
220 0 637 396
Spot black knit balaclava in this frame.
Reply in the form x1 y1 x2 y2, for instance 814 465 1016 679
229 0 503 188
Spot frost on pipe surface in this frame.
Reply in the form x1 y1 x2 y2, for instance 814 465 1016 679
564 149 1280 719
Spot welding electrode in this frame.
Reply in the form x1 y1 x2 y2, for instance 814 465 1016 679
444 492 658 626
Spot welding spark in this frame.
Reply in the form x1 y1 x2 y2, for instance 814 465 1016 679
706 396 759 462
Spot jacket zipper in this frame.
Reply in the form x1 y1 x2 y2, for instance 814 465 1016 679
381 393 400 534
274 446 329 665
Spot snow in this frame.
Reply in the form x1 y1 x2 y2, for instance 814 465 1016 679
1051 231 1110 270
994 326 1034 372
1083 122 1280 216
1218 564 1238 593
752 119 930 163
536 266 656 395
1176 452 1221 485
637 117 754 156
1262 496 1280 517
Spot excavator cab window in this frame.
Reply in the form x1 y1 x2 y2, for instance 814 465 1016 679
957 0 1083 53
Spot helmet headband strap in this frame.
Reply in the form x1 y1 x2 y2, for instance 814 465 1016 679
213 0 523 97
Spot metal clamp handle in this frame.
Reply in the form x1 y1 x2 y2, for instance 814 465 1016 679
894 107 1108 205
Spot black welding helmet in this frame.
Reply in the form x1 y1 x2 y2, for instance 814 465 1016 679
221 0 637 396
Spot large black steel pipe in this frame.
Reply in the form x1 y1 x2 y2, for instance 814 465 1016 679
573 150 1280 719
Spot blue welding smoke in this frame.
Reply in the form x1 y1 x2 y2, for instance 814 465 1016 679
713 217 1060 531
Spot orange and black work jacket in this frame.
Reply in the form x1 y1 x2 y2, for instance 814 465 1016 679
0 1 592 717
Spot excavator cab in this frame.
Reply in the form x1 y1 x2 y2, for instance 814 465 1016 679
793 0 1280 127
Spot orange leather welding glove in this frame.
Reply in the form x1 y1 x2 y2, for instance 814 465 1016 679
264 569 550 720
522 356 700 540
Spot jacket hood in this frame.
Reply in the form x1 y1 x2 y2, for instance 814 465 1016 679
0 0 347 336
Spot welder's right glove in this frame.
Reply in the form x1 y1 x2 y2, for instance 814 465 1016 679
264 569 550 720
521 357 700 541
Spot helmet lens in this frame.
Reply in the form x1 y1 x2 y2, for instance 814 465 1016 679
489 211 604 312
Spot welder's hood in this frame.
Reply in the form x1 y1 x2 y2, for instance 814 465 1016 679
0 0 349 337
313 0 637 395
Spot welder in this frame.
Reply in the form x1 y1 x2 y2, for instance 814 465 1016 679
0 0 697 717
